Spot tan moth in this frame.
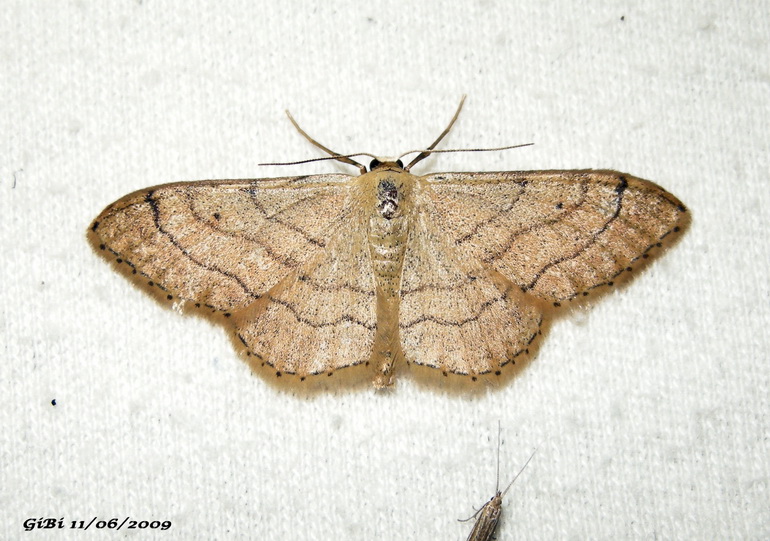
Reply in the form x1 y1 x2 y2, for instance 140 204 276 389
88 98 689 388
461 426 535 541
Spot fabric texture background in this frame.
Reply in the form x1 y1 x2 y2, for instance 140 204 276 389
2 2 768 539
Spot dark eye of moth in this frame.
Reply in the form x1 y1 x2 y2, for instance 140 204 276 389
369 158 381 170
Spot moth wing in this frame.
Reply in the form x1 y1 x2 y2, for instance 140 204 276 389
399 187 543 376
89 174 354 312
421 170 689 304
231 205 377 378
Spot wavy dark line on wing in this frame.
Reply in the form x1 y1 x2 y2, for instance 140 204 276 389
399 291 507 329
268 296 376 330
523 176 628 291
146 191 261 300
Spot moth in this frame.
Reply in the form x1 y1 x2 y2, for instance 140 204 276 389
461 428 535 541
88 98 689 388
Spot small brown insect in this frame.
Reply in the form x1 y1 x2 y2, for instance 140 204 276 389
461 428 535 541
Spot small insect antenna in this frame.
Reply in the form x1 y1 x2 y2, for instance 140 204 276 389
405 95 466 171
458 422 509 524
284 110 367 174
495 422 503 494
500 447 537 499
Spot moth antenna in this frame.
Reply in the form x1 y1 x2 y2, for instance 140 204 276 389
260 152 377 168
500 447 537 499
495 421 502 494
457 422 504 524
405 95 466 171
398 143 533 162
285 110 367 174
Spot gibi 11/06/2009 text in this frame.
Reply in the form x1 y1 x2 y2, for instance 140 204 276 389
23 516 172 532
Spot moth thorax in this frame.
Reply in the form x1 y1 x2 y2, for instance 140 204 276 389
377 179 399 219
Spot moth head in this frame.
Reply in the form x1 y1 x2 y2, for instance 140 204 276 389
369 158 405 172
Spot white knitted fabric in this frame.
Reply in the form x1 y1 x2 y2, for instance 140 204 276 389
2 2 767 539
